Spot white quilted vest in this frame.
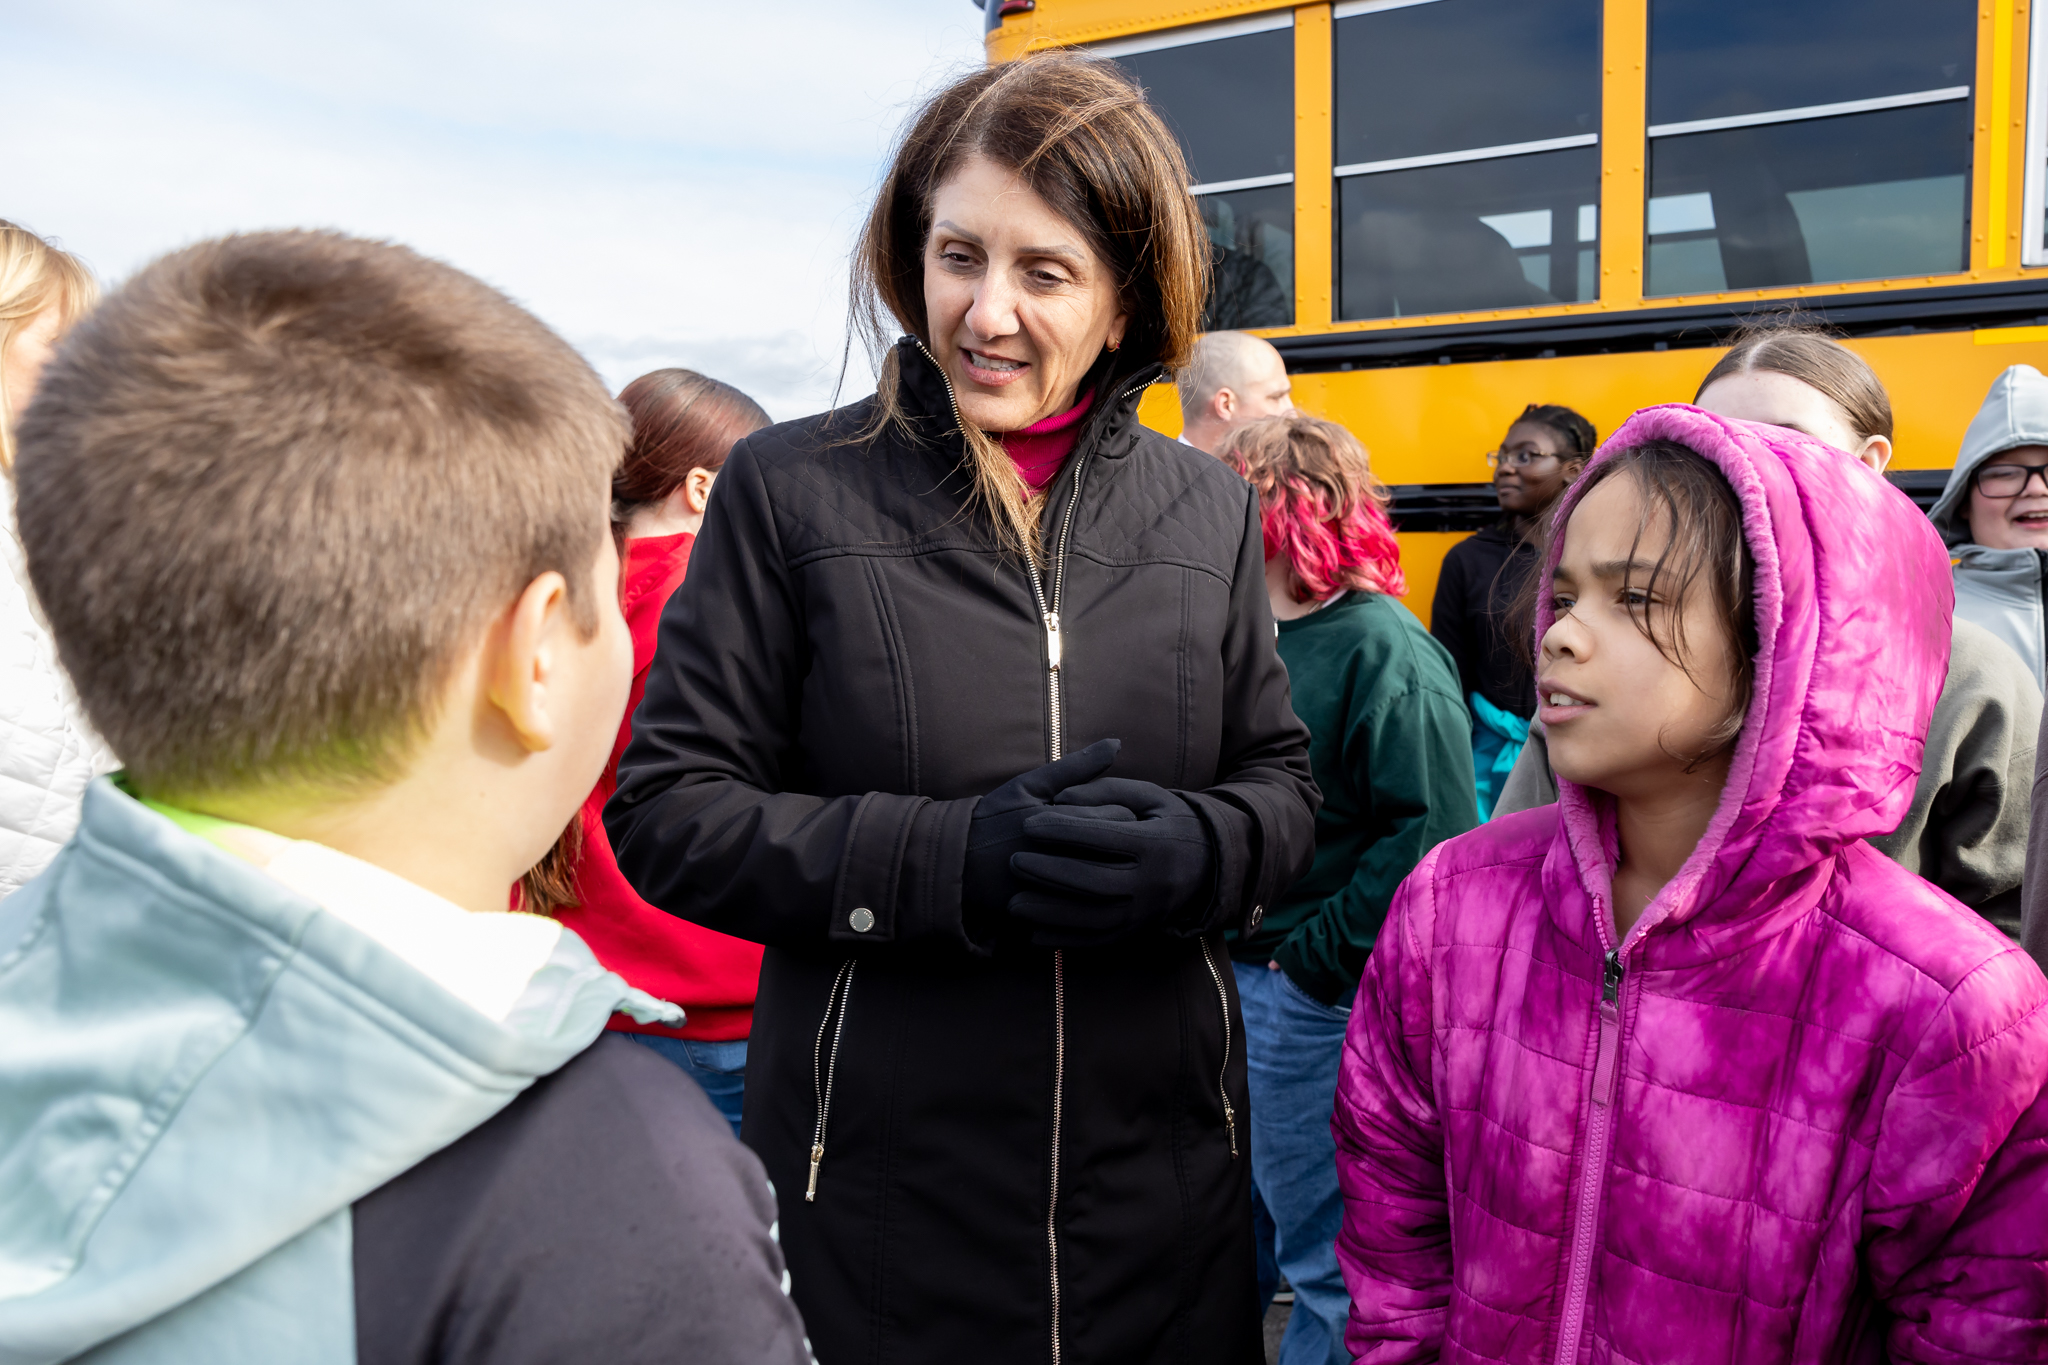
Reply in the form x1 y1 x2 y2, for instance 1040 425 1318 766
0 475 116 898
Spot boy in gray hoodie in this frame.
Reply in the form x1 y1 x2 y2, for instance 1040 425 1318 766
0 232 813 1365
1930 362 2048 688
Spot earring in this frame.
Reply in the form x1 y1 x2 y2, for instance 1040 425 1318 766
1107 337 1121 353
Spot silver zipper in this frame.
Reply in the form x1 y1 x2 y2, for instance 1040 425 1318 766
1047 943 1068 1364
909 340 1149 1365
1197 938 1239 1158
806 959 856 1202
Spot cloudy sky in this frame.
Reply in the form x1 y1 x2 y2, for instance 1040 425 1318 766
7 1 990 419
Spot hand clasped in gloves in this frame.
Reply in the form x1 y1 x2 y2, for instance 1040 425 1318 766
961 739 1123 922
1009 776 1216 948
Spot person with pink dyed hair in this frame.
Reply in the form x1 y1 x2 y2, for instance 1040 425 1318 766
1220 413 1477 1365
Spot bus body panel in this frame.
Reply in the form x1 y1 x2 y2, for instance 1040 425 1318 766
1002 0 2048 627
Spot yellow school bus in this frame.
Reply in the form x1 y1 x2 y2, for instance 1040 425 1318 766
986 0 2048 624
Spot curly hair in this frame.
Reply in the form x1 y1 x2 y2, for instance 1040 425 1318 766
1222 413 1405 603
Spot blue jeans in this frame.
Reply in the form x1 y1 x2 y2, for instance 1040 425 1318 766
1236 961 1353 1365
624 1033 748 1140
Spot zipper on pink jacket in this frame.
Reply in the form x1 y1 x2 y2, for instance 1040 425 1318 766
1552 948 1624 1365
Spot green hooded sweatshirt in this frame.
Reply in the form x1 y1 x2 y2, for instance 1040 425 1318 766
1230 591 1479 1004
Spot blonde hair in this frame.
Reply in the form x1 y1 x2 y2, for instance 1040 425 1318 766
0 221 98 470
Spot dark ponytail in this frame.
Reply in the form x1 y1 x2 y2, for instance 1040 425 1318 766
613 368 769 522
1513 403 1597 462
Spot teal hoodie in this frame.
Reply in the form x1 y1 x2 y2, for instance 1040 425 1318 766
1230 591 1479 1004
0 781 679 1365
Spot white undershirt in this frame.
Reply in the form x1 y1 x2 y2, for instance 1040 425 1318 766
201 821 562 1022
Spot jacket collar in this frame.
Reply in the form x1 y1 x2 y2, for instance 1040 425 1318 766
1953 541 2047 573
893 336 1165 465
135 794 569 1023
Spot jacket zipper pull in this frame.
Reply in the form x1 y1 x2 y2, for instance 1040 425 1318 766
806 1142 824 1202
1221 1097 1238 1158
1592 949 1625 1114
1044 611 1063 671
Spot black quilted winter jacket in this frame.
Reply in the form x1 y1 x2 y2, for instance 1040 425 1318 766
606 339 1317 1365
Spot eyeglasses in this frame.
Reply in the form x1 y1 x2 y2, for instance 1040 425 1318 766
1972 461 2048 499
1486 447 1560 471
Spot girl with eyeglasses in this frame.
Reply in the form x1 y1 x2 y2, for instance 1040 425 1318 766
1930 364 2048 691
1430 403 1596 817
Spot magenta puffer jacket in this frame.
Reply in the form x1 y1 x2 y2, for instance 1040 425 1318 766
1333 404 2048 1364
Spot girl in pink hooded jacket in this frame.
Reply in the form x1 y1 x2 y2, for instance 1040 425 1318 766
1333 404 2048 1363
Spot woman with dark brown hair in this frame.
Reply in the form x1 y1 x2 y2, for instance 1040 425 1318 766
605 52 1316 1365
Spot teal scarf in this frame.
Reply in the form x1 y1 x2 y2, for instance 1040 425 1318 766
1469 692 1530 822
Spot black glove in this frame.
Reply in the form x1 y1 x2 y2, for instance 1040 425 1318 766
962 740 1123 926
1008 777 1216 948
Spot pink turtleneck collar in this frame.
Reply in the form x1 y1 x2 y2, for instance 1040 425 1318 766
1000 389 1095 493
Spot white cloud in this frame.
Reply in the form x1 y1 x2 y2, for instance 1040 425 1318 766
5 0 989 417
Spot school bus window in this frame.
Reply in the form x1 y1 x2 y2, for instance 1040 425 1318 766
1339 148 1600 318
1645 0 1976 296
1648 0 1974 125
1332 0 1601 321
2025 0 2048 268
1199 187 1292 328
1100 16 1294 328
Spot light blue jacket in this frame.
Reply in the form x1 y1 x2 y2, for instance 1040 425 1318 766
1931 363 2048 688
0 781 677 1364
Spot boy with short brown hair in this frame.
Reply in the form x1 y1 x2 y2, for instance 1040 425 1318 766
0 230 812 1365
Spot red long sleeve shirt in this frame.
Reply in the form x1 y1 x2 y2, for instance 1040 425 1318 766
555 532 763 1040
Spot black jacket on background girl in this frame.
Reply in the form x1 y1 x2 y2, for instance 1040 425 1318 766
606 340 1317 1365
1429 521 1539 718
